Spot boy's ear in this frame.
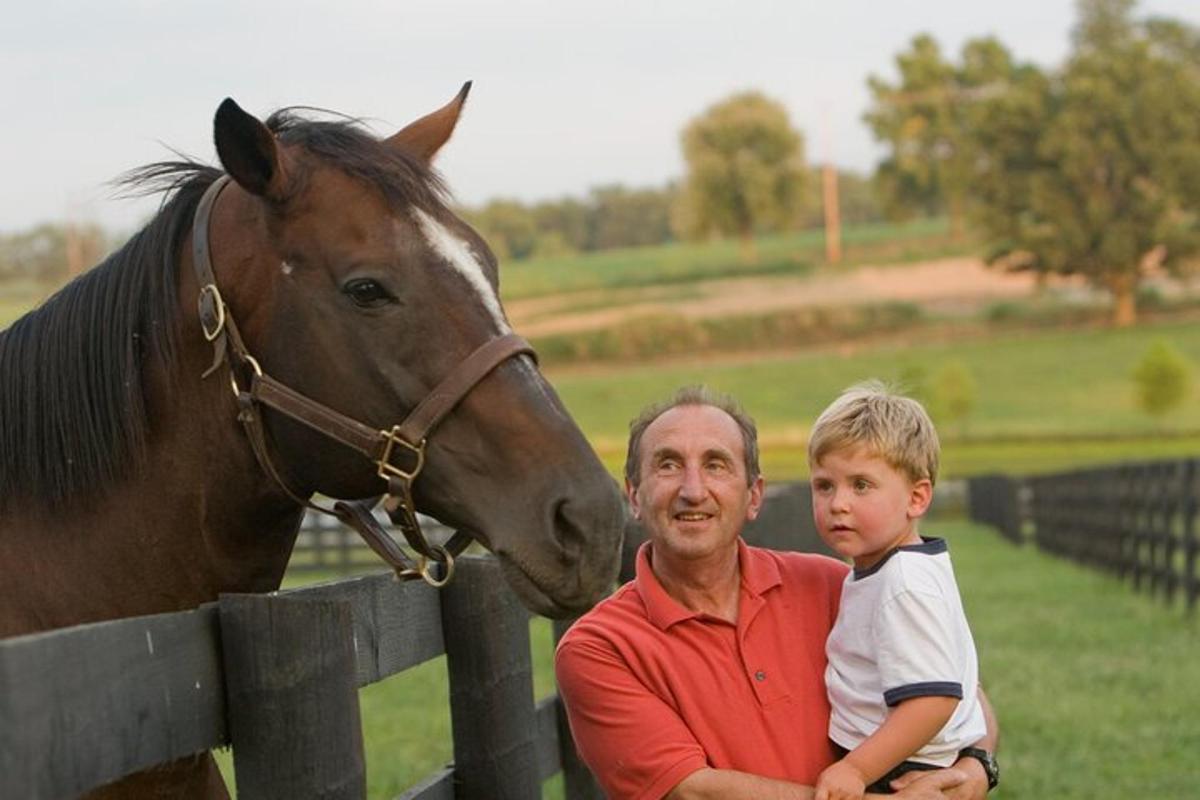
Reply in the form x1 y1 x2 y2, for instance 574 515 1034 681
907 479 934 519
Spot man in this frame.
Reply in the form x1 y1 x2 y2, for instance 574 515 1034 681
555 386 998 799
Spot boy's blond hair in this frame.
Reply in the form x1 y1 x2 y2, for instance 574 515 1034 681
808 380 939 485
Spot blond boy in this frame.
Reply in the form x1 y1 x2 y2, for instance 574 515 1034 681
808 382 992 799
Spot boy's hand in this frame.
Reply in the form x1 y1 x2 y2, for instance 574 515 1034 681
815 760 867 800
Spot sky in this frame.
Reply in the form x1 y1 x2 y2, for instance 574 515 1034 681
2 0 1197 235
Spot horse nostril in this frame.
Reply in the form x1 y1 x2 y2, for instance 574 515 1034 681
553 499 585 564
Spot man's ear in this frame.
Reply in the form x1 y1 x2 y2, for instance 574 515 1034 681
908 479 934 519
745 475 766 521
626 478 642 520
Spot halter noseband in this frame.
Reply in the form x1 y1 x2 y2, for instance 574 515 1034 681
191 175 536 586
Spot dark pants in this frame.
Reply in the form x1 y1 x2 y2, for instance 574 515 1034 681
832 743 941 795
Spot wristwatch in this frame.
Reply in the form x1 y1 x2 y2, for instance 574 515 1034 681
958 747 999 791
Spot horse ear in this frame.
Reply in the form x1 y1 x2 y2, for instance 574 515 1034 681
385 81 472 163
213 98 287 200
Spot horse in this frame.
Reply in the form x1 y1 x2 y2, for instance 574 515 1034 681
0 84 625 798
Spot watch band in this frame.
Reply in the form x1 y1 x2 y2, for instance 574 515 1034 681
958 746 1000 791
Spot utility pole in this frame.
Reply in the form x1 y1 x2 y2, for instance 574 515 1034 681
820 102 842 265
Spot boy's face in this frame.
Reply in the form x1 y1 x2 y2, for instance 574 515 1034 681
809 445 932 570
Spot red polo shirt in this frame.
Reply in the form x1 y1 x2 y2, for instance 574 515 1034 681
555 539 849 800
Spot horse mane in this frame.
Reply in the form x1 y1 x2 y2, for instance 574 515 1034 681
0 109 451 510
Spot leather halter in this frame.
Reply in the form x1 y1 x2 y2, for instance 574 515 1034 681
191 175 536 586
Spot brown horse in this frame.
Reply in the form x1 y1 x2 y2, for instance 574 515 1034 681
0 85 624 797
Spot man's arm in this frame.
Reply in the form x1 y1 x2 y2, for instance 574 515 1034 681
666 768 814 800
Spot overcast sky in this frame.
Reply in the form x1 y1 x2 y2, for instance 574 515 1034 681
2 0 1196 235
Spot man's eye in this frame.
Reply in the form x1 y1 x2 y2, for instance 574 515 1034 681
343 278 392 308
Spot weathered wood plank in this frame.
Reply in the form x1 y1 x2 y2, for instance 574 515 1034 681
441 556 540 799
394 766 455 800
0 605 226 799
281 570 446 686
220 593 365 799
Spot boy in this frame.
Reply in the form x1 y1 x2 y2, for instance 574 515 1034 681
808 382 989 799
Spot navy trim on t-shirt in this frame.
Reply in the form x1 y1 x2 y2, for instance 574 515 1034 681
853 537 948 580
883 680 964 707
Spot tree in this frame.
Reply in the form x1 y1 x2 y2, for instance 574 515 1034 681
972 0 1200 326
1132 339 1193 418
864 35 1019 237
675 92 807 263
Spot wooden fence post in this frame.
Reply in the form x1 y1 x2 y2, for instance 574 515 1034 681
440 556 540 800
219 593 366 799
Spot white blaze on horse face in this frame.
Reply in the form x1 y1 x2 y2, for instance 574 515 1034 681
412 208 510 332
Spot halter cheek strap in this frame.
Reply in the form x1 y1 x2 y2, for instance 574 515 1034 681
190 175 537 586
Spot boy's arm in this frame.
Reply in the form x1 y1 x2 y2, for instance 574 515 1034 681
820 695 959 795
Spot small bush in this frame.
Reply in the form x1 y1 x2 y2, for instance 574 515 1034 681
1132 340 1193 418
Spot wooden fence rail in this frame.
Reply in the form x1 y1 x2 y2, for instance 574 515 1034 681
0 557 600 799
967 460 1200 612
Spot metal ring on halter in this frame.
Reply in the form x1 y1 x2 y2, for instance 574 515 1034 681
418 544 455 588
228 354 264 399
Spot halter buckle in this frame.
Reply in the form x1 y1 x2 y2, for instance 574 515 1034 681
378 427 426 482
198 284 226 342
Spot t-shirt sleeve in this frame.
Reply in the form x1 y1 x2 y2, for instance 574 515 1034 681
555 636 708 800
874 588 965 707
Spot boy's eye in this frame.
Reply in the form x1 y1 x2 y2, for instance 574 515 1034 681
854 479 872 491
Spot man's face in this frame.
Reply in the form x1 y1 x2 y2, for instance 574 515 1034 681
627 404 764 566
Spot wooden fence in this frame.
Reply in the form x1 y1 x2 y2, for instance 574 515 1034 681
0 557 602 799
967 460 1200 612
0 482 834 799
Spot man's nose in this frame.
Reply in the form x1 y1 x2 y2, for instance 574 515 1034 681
679 464 706 501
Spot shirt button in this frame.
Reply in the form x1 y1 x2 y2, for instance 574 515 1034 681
755 670 766 681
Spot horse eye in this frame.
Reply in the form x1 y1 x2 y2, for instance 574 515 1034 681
342 278 391 308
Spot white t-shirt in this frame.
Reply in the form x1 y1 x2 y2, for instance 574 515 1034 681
825 537 987 767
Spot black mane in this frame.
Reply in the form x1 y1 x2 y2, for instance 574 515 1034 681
0 110 450 509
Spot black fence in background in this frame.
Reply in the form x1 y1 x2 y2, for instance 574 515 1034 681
967 461 1200 612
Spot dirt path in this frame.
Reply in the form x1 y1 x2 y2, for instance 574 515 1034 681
508 257 1083 337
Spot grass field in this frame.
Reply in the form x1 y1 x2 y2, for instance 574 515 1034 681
499 218 964 301
216 521 1200 798
547 317 1200 479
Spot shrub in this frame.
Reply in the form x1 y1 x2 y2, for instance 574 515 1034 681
1132 340 1193 418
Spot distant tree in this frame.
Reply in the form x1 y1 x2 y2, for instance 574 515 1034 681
588 185 676 251
531 198 590 253
464 199 538 261
971 0 1200 326
800 169 884 229
0 222 109 285
1132 339 1193 418
865 34 1023 238
675 92 807 263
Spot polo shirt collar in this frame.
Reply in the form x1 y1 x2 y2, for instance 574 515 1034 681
635 538 782 630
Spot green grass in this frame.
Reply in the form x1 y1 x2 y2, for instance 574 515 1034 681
499 218 963 301
223 522 1200 798
548 317 1200 478
941 520 1200 798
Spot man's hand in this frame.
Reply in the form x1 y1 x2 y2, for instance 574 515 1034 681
815 759 867 800
888 757 986 800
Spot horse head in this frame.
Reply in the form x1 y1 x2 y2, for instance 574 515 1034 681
193 85 623 616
